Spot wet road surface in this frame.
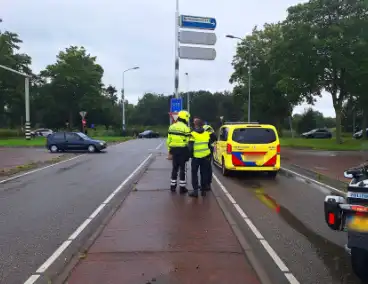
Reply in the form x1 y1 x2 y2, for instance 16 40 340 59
0 138 162 284
67 154 262 284
213 167 361 284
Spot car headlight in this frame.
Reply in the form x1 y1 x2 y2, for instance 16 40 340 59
99 142 104 146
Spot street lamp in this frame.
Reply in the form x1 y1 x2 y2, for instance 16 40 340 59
226 34 252 123
0 64 31 140
122 66 139 134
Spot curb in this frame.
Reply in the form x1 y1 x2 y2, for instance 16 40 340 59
211 179 274 284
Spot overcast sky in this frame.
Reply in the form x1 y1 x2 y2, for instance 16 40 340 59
2 0 335 117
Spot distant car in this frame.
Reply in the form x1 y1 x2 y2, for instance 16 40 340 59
353 128 368 139
138 130 160 138
31 128 53 137
46 132 107 153
301 128 332 139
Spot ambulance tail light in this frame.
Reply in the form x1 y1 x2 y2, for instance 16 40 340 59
227 143 232 154
277 144 280 154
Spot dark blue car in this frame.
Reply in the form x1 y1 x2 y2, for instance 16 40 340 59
46 132 107 153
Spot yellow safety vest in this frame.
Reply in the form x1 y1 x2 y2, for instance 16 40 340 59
203 125 214 133
167 121 191 149
203 125 215 147
191 131 211 158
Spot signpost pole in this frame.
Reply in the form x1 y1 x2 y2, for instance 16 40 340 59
174 0 179 98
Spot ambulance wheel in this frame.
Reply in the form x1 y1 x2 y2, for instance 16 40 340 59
222 157 230 176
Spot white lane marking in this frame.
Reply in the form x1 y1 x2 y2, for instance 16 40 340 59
36 240 72 273
285 273 300 284
260 240 289 272
0 139 143 185
213 174 300 284
234 204 248 218
245 219 264 240
25 153 153 282
155 140 165 150
89 204 106 219
0 155 85 184
68 219 91 240
281 167 346 196
24 275 40 284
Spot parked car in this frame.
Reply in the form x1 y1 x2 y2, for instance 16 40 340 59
46 132 107 153
353 128 368 139
301 128 332 139
30 128 53 137
138 130 160 138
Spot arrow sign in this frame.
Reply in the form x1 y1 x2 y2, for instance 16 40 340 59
180 15 217 30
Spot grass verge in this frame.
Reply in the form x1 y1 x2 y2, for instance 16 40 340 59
0 136 132 147
280 138 367 151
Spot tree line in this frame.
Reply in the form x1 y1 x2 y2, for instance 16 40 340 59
230 0 368 141
1 0 367 142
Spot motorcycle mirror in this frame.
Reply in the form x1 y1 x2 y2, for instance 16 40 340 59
344 171 353 179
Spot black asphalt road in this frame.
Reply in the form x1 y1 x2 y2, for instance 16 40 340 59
213 167 361 284
0 138 163 284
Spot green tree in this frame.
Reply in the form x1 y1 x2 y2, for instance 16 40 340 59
0 22 32 127
230 24 305 133
280 0 368 143
39 46 104 128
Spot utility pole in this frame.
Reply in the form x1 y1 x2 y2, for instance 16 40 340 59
122 67 139 135
226 35 252 122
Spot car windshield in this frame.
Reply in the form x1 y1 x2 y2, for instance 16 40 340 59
77 132 90 139
232 128 277 144
142 130 152 134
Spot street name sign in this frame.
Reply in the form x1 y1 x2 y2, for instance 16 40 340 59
179 46 216 61
180 15 217 30
170 98 183 113
179 30 217 45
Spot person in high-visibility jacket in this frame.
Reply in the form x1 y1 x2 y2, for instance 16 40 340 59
203 122 217 191
188 118 217 197
167 110 191 193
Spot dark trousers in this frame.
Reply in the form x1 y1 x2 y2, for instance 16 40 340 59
170 147 189 189
191 155 211 192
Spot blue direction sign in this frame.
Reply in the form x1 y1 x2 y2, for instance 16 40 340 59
180 15 217 30
170 98 183 113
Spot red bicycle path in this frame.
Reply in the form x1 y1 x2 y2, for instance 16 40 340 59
64 154 261 284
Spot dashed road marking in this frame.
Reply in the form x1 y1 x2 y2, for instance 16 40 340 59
213 174 300 284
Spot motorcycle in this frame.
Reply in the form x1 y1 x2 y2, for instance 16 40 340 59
324 163 368 283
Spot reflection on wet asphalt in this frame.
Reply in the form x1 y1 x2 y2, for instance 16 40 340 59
215 170 362 284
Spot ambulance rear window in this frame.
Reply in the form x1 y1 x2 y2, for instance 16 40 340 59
232 128 276 144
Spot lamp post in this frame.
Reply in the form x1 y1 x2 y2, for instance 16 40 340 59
122 66 139 134
226 34 252 123
0 64 31 139
185 72 190 126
